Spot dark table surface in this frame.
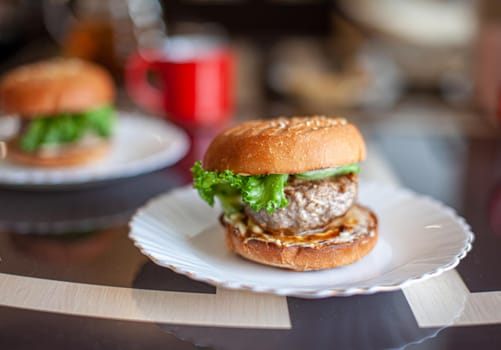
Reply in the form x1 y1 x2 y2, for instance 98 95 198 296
0 99 500 350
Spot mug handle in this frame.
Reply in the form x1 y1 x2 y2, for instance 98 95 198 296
125 51 165 116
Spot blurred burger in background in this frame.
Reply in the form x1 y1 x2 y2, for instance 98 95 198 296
0 58 115 167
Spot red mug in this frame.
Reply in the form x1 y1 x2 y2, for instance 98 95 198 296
125 35 234 128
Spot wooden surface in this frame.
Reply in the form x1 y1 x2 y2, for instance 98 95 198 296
0 273 290 329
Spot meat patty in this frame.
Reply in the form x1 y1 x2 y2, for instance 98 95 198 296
245 174 358 234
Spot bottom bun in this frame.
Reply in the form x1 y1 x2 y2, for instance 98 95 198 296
223 204 378 271
7 138 110 167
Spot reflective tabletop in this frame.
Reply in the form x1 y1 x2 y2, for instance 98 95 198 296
1 95 500 350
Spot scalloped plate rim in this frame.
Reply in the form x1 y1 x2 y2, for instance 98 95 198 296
129 182 474 298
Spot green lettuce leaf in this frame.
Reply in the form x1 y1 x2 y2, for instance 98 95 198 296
241 174 289 213
191 161 289 214
295 163 361 180
20 105 115 152
191 161 361 214
212 184 242 214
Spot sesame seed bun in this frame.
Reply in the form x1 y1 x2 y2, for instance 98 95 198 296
0 58 114 117
203 116 366 175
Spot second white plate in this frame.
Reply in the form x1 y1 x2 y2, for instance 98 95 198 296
129 183 474 298
0 112 189 187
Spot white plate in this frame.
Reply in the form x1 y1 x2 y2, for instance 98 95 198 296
129 183 474 298
0 112 189 187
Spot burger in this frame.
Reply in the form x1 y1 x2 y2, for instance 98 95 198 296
192 116 378 271
0 58 115 167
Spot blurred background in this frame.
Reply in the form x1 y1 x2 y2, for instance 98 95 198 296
0 0 500 234
0 5 500 350
0 0 499 130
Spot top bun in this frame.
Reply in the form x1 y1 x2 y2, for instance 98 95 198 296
0 58 114 117
203 116 366 175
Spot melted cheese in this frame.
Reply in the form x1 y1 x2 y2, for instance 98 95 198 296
224 205 375 248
